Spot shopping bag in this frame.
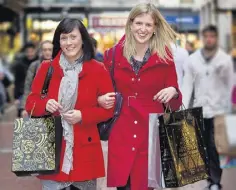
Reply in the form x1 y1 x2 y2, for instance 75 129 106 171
148 113 162 189
11 115 63 176
159 107 209 188
11 61 63 176
214 114 236 156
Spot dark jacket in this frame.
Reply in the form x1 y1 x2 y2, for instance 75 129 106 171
11 55 38 99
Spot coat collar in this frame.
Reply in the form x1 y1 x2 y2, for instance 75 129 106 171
115 43 172 72
51 50 90 78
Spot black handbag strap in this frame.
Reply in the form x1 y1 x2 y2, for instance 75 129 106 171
109 46 117 92
41 60 53 95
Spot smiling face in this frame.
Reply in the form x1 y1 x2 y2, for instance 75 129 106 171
60 28 83 63
130 13 155 46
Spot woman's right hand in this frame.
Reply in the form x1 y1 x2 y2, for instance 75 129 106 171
46 99 63 113
97 92 116 109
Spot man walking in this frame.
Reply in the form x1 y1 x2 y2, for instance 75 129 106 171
182 25 234 190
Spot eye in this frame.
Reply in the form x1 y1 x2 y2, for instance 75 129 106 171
60 36 66 40
146 23 152 27
135 22 142 25
71 35 76 40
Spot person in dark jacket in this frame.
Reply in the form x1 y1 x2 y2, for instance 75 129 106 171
11 42 38 117
91 37 104 62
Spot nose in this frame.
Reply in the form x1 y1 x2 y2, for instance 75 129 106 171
66 38 72 45
140 24 147 32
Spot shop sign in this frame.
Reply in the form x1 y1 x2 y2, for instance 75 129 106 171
165 15 200 25
92 16 127 28
32 20 60 30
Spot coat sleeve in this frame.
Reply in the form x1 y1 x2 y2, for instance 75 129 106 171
25 62 51 116
80 63 114 126
165 62 182 111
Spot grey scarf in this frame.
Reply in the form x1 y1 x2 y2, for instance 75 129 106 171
58 53 83 174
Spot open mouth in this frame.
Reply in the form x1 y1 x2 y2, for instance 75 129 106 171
138 33 147 38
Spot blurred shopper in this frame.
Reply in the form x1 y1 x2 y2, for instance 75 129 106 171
20 40 53 117
182 25 234 190
91 37 104 62
25 18 114 190
170 25 189 90
1 56 14 103
11 42 38 117
185 41 195 55
0 58 6 115
171 43 189 91
97 3 182 190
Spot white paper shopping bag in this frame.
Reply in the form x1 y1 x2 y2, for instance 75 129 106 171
148 113 163 189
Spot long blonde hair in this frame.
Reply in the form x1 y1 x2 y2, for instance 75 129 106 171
124 3 178 61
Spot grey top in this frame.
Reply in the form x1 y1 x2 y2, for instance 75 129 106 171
20 60 41 109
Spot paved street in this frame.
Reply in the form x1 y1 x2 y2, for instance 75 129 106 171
1 105 236 190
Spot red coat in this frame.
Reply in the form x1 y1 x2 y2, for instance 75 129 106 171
25 52 114 182
104 44 182 189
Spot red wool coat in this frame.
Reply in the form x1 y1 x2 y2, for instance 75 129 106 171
104 44 182 190
25 52 114 182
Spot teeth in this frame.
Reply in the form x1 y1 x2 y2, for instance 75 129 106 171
138 34 146 37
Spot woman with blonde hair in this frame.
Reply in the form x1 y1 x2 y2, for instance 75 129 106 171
98 3 182 190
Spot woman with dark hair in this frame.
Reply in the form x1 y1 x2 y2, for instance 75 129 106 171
25 18 114 190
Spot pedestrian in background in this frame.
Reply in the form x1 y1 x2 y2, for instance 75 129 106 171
91 37 104 62
185 41 195 55
20 40 53 117
170 25 189 91
11 42 38 117
0 58 6 115
98 3 182 190
182 25 234 190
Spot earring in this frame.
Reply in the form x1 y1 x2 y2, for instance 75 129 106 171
153 32 156 35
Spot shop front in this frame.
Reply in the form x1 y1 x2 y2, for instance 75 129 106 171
89 9 200 53
25 12 86 45
89 12 128 52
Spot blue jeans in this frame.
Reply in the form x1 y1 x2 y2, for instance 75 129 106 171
41 180 96 190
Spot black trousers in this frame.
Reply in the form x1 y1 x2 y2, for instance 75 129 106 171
117 177 131 190
203 118 222 186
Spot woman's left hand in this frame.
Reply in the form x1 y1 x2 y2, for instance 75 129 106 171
153 87 178 104
62 110 82 125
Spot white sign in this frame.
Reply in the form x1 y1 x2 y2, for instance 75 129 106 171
217 0 236 9
92 17 127 28
33 20 60 30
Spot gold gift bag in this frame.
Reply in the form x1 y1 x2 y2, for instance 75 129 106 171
159 107 209 188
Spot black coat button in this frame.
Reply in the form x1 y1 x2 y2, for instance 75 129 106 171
88 137 92 142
